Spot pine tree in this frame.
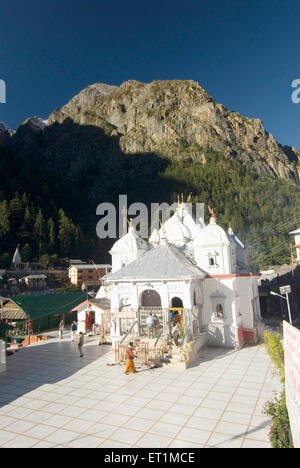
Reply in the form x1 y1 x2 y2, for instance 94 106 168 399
9 192 25 231
21 243 33 262
33 208 47 259
47 217 56 254
58 209 76 257
24 205 34 229
19 205 33 244
0 200 10 238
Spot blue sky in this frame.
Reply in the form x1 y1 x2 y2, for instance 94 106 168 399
0 0 299 147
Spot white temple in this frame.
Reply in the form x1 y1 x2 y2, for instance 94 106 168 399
97 202 262 350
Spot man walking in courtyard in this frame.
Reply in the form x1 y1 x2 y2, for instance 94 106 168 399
78 331 84 357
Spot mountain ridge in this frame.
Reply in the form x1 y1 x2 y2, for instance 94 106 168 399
47 79 300 183
1 79 299 184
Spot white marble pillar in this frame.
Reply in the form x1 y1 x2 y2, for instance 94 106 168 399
0 339 6 373
161 281 171 338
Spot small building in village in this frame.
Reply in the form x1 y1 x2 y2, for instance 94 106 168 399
71 297 111 335
290 228 300 263
97 201 262 351
19 274 47 288
68 264 112 286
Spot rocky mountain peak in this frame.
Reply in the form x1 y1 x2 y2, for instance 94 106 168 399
44 79 299 182
2 79 299 184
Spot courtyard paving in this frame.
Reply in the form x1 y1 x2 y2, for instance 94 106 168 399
0 334 281 448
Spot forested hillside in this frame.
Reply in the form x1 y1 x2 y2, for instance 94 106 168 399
1 79 300 270
161 151 300 269
0 144 299 270
0 147 89 267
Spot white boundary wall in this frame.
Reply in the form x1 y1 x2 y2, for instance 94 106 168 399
283 321 300 448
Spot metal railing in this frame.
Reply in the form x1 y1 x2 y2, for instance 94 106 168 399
154 327 164 348
120 320 138 344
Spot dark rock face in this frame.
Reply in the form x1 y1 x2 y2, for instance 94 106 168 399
0 122 14 147
4 80 300 182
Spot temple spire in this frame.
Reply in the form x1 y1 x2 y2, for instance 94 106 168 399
12 244 22 269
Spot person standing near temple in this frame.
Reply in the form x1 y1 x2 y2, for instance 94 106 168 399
146 313 155 338
125 342 137 374
171 321 182 346
71 321 78 341
78 332 84 357
59 319 64 340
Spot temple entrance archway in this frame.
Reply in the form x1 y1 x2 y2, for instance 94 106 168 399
139 290 162 337
169 297 184 334
171 297 183 308
141 289 161 308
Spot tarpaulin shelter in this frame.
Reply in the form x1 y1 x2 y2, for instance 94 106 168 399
0 292 87 333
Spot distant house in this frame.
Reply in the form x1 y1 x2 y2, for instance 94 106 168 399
20 274 47 288
290 228 300 263
71 297 111 334
26 262 44 272
68 259 86 265
68 264 111 286
81 279 102 293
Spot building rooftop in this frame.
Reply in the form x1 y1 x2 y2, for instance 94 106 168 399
71 297 111 313
68 264 111 270
105 243 206 281
1 292 87 320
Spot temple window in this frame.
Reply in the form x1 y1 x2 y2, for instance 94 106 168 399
208 251 218 267
216 303 224 318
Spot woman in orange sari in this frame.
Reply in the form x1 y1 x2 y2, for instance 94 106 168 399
125 342 137 374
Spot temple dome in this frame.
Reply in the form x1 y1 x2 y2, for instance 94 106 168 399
110 225 148 253
159 213 192 245
194 217 231 246
149 228 160 246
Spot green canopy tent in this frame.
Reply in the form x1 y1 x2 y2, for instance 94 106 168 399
2 292 87 333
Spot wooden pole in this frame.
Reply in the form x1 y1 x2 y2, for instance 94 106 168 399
99 313 106 345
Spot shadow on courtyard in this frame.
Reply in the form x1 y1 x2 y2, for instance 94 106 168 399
0 338 112 408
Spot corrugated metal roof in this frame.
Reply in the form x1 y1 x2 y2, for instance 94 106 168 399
2 306 25 320
6 292 87 320
68 264 111 270
90 298 111 309
71 297 111 313
104 243 206 281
